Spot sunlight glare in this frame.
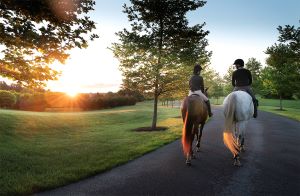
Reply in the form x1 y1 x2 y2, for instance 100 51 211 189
66 90 78 97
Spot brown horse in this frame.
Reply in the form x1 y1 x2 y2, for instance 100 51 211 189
181 93 208 165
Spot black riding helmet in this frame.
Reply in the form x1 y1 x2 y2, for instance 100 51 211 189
233 59 244 68
193 64 202 75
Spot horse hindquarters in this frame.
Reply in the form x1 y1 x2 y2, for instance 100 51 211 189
236 121 248 150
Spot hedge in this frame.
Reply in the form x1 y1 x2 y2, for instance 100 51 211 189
0 90 16 108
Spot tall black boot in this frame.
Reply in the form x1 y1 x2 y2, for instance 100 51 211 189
253 99 258 118
205 100 213 117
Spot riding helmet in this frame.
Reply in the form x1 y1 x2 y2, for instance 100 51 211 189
233 59 244 67
193 64 202 75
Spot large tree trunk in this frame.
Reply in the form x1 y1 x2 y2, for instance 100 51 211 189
152 92 158 130
279 93 283 110
151 15 164 130
152 78 159 129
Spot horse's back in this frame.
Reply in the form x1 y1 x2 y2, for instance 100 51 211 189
181 95 207 122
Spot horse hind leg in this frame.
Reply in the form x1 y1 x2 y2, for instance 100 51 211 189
196 124 204 152
238 121 247 152
186 125 196 165
191 127 197 159
240 137 245 152
233 154 242 167
186 154 192 166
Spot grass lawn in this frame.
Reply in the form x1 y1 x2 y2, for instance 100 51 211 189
0 102 182 195
211 96 300 121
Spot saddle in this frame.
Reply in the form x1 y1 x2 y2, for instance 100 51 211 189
235 89 252 99
236 89 247 92
187 94 204 103
235 89 259 106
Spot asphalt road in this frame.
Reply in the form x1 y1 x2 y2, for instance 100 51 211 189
37 107 300 196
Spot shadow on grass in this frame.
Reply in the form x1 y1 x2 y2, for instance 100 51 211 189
133 127 168 132
273 109 287 111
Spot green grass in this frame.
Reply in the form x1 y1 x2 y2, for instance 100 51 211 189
257 98 300 121
0 102 182 196
259 106 300 121
210 96 300 121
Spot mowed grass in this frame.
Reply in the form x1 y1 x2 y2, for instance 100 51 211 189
0 102 182 196
211 96 300 121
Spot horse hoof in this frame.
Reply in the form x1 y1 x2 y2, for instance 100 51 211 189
185 155 193 166
233 159 242 167
240 146 245 152
186 160 191 166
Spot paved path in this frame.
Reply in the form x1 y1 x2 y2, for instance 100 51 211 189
37 107 300 196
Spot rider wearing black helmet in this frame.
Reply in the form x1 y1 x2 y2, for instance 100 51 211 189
189 64 213 117
232 59 258 118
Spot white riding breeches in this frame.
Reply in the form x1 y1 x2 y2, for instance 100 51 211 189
188 90 208 102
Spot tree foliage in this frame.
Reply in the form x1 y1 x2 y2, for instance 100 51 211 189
263 44 299 99
0 90 16 108
112 0 210 129
0 0 98 87
223 65 235 95
245 58 263 94
209 72 224 100
262 21 300 102
277 21 300 56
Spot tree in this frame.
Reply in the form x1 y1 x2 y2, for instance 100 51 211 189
277 21 300 56
264 44 300 110
0 0 98 88
0 81 23 92
117 88 144 102
112 0 210 129
223 65 235 95
277 21 300 98
209 73 224 104
245 58 263 94
0 90 16 108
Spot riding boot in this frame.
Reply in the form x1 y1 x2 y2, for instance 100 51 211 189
205 100 213 117
253 99 258 118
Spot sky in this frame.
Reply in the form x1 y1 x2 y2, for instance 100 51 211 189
45 0 300 94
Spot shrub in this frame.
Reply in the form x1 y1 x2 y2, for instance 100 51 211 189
17 93 48 111
79 94 137 110
0 90 16 108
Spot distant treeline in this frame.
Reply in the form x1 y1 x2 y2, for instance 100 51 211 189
0 89 143 111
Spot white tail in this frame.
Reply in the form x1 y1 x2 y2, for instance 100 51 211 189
223 93 239 156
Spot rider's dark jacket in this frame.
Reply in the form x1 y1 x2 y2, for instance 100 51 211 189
232 68 252 87
189 74 204 92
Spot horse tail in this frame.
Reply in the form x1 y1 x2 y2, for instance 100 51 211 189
182 104 194 156
223 93 239 156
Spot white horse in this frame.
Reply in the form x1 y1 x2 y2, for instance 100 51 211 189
223 91 254 166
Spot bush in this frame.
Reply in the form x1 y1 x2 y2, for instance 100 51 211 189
17 93 48 111
0 90 16 108
79 94 137 110
117 89 144 102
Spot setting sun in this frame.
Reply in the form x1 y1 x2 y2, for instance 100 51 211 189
65 90 78 97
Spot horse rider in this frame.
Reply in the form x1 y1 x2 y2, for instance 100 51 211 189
189 64 213 117
232 59 258 118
